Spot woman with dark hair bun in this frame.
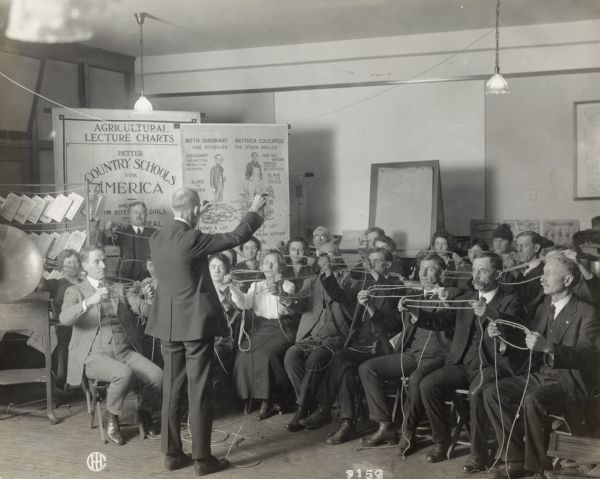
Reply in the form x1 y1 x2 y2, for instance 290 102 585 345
208 253 242 404
282 237 314 291
234 236 264 292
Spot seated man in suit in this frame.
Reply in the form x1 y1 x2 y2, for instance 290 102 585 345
103 201 155 281
60 245 162 445
284 241 352 432
358 253 452 453
404 252 523 471
301 248 403 445
484 255 600 479
514 231 545 318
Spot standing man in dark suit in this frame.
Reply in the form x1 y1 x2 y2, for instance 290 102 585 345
146 188 265 476
484 255 600 479
104 201 155 281
406 252 523 471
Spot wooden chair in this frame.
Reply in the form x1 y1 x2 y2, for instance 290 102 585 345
82 374 145 444
446 388 471 459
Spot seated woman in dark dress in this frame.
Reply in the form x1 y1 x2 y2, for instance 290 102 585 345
208 253 242 405
230 249 299 420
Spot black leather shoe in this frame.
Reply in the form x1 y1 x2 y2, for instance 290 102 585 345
359 421 398 446
194 456 230 476
397 433 417 456
486 462 527 479
426 442 449 463
285 406 308 432
302 406 332 430
102 411 125 446
164 453 192 471
462 455 487 473
326 419 354 445
138 409 160 438
257 400 281 420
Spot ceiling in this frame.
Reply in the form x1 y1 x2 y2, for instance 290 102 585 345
2 0 600 57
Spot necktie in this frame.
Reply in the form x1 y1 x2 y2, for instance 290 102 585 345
549 303 556 322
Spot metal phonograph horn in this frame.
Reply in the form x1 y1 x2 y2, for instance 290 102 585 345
0 225 44 301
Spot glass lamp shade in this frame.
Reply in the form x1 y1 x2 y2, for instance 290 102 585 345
134 95 153 113
485 73 509 94
5 0 94 43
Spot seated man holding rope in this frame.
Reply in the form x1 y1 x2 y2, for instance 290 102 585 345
401 251 523 471
60 246 162 445
283 241 352 432
483 254 600 479
358 253 453 453
301 247 403 445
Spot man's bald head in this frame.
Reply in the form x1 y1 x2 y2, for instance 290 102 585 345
171 188 201 224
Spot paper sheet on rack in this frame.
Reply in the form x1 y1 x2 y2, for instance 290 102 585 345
13 195 35 224
39 195 55 223
38 232 56 258
0 192 22 221
47 232 63 260
65 192 85 220
47 194 73 223
27 195 48 224
65 230 86 252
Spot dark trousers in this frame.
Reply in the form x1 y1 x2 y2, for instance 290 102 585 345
358 352 445 430
483 374 566 473
420 363 497 460
316 348 376 420
284 344 334 407
161 338 215 461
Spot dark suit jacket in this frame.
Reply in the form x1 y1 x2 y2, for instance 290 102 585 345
60 279 148 386
146 213 263 341
515 262 544 319
528 295 600 429
107 225 156 281
321 273 403 355
413 289 523 374
392 292 453 355
290 272 352 347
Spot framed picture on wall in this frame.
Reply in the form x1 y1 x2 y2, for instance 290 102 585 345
574 101 600 199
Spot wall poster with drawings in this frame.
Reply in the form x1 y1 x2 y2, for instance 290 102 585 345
181 124 289 248
542 220 580 246
575 101 600 199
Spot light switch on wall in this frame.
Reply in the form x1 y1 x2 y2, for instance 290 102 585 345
529 189 537 201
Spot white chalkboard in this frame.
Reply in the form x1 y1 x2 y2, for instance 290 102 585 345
369 161 443 257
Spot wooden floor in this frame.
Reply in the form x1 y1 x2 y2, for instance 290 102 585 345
0 386 543 479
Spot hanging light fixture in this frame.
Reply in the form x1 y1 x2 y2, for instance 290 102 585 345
485 0 509 95
5 0 94 43
133 12 153 113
